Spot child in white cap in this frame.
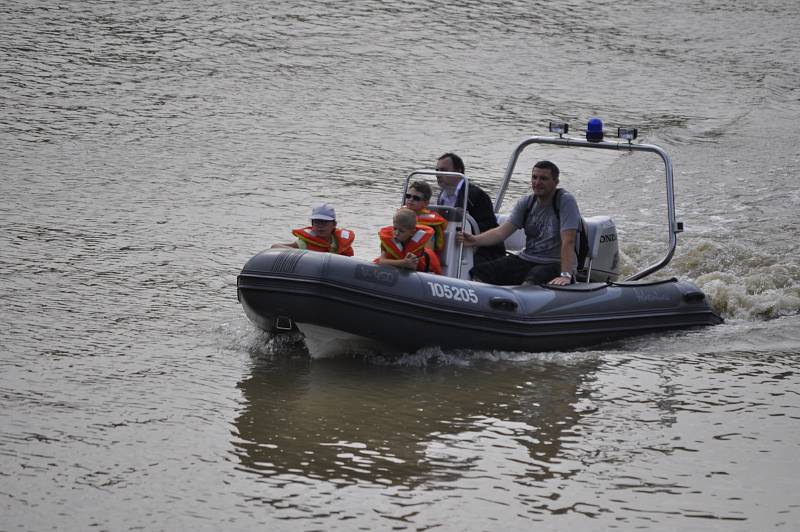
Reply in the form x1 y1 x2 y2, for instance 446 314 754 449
272 203 355 256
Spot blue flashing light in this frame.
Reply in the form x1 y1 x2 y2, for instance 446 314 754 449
586 118 604 142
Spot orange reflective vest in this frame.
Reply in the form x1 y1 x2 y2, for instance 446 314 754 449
291 227 355 256
377 225 442 275
415 209 448 251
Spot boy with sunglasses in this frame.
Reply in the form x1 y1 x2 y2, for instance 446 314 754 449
403 181 448 252
271 203 355 256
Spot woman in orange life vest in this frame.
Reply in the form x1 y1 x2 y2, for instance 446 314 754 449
271 203 355 256
375 207 442 274
403 181 448 252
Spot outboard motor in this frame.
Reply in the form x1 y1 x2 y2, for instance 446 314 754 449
580 215 620 282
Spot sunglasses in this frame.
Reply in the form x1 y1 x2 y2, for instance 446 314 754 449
405 193 426 201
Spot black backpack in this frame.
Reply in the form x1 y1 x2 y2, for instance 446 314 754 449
523 188 590 271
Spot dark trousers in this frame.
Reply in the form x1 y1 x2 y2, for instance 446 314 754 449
472 244 507 267
470 253 560 286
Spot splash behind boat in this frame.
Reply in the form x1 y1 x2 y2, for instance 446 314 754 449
237 121 722 354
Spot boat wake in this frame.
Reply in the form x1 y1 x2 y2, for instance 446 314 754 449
668 239 800 320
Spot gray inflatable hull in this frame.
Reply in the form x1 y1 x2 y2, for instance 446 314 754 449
237 249 722 353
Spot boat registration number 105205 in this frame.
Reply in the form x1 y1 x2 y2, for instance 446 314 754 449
426 281 479 304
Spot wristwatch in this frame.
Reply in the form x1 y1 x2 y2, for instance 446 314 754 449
560 271 573 281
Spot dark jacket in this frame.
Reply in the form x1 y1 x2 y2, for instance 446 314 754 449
439 182 506 264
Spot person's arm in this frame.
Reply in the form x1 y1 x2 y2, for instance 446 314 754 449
548 229 577 285
375 251 419 270
457 220 516 248
271 242 299 249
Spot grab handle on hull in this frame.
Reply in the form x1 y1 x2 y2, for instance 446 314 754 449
682 290 706 303
274 316 294 331
489 297 518 311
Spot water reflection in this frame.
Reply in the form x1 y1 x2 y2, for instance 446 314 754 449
232 351 599 488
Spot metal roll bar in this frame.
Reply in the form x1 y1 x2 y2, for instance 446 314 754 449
494 135 679 281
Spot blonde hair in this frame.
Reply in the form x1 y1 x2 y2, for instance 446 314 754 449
393 207 417 230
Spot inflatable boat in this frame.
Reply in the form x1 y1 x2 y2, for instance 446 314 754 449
237 122 722 354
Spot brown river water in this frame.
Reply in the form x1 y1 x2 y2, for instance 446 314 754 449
2 0 799 530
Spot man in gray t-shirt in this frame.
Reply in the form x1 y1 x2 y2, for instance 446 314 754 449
457 160 581 286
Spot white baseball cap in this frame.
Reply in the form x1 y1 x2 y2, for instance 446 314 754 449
311 203 336 221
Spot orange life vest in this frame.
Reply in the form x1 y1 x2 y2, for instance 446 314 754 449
291 227 355 256
377 225 442 275
415 209 448 251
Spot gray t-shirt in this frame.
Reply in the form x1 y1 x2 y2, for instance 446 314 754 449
508 190 581 264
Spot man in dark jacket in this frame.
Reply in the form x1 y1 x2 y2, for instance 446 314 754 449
435 152 506 264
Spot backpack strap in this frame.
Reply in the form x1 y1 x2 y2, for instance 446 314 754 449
523 188 562 222
553 188 562 219
523 193 536 223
